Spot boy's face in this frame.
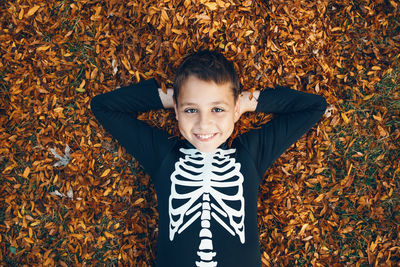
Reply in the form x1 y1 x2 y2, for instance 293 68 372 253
173 75 240 153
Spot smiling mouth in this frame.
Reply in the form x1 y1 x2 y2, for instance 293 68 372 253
194 133 217 141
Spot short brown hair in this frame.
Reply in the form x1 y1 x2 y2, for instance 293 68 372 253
173 50 241 103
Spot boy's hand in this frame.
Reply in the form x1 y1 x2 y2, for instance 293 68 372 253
158 88 174 109
238 91 259 116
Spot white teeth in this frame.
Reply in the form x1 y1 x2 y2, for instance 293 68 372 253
197 134 215 139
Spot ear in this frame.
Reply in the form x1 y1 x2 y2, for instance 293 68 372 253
233 98 241 122
173 99 179 121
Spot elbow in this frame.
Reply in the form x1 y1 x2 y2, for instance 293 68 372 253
90 95 100 111
318 96 328 120
90 95 102 116
321 95 328 111
316 94 328 112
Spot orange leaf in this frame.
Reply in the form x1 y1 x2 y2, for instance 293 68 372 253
134 198 144 205
314 193 325 202
341 226 353 234
103 187 112 196
26 6 40 17
104 231 115 238
22 166 30 179
18 8 24 20
101 169 110 177
204 2 218 10
341 112 350 124
24 237 34 244
36 45 51 52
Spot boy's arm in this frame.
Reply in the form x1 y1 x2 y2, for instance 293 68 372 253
238 86 327 178
90 79 176 178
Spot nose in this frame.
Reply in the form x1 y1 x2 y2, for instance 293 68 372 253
198 112 212 129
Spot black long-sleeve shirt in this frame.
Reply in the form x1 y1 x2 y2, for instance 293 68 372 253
90 79 327 267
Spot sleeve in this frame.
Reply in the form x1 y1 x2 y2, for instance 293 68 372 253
90 78 176 178
238 86 327 178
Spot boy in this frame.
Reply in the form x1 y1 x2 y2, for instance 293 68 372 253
90 50 327 267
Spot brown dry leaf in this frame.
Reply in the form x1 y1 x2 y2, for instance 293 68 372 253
1 0 399 266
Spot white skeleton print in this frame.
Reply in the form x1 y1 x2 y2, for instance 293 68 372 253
169 148 245 266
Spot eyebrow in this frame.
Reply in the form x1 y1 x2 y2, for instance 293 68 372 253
180 101 230 106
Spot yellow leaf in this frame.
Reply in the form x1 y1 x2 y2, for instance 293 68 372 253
90 68 98 80
309 211 315 222
363 94 374 100
26 6 40 17
285 227 294 237
103 187 112 196
377 125 388 137
43 257 53 266
341 226 353 234
53 107 63 113
299 223 309 236
245 30 254 37
104 231 115 238
373 114 382 122
90 5 102 20
302 236 313 241
314 193 325 202
370 241 378 252
172 28 182 34
184 0 191 8
76 80 86 92
121 57 131 71
262 251 270 261
24 237 34 244
3 164 15 173
23 167 30 178
161 9 169 22
36 45 51 52
101 169 110 177
53 174 59 183
30 221 40 227
315 83 320 93
135 71 140 82
134 198 144 205
341 112 350 124
94 5 102 16
204 2 218 10
71 233 84 239
19 8 24 20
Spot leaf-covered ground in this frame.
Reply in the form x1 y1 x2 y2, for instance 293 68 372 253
1 0 399 266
